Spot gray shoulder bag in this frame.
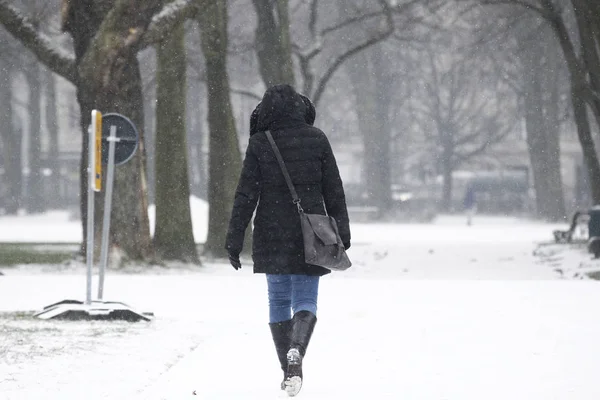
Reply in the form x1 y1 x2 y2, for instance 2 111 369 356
265 130 352 271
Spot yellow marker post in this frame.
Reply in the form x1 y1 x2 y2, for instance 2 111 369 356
94 111 103 191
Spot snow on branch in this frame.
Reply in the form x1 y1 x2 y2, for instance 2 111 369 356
141 0 202 48
0 0 77 83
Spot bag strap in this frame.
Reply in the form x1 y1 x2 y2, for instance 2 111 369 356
265 130 303 212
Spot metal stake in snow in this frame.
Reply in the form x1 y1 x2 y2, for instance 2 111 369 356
34 111 151 322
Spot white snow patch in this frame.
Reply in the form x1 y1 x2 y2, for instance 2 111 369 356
0 196 209 243
1 212 600 399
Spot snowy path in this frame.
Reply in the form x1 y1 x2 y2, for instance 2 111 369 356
139 280 600 400
2 215 600 399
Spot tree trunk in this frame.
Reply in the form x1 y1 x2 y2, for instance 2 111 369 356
0 59 21 214
572 0 600 133
542 43 566 220
522 35 566 221
252 0 295 87
571 85 600 203
186 76 205 198
524 75 548 221
42 67 61 208
372 45 394 213
199 0 243 258
154 10 199 263
542 0 600 203
66 0 158 260
347 47 393 218
26 60 45 213
441 151 453 212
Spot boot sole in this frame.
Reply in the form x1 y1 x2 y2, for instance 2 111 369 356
285 376 302 397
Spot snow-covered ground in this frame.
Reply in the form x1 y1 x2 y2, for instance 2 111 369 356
1 205 600 399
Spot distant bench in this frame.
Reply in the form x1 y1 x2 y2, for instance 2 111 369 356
553 209 600 259
553 211 590 243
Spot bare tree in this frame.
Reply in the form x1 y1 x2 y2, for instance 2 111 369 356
464 4 567 220
474 0 600 203
412 48 517 210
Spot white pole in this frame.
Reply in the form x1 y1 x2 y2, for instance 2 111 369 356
86 113 96 305
98 125 118 301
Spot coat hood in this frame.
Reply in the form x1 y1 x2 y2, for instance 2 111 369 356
256 84 307 132
249 87 316 136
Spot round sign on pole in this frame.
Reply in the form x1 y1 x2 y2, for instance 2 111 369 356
101 113 139 165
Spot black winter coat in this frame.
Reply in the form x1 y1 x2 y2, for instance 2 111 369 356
225 85 350 276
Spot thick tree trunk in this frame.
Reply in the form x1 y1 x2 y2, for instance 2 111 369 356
102 56 154 260
42 67 61 208
347 47 393 218
524 86 550 219
542 45 566 220
199 0 243 258
67 0 159 260
26 60 45 213
77 56 154 260
154 12 199 263
522 35 565 221
0 59 21 214
252 0 295 87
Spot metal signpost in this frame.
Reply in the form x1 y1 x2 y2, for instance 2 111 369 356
97 113 138 300
34 111 150 322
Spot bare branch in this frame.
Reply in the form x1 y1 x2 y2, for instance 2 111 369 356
141 0 201 48
320 0 419 36
455 120 516 164
0 0 77 83
321 9 384 37
312 0 395 106
231 88 262 101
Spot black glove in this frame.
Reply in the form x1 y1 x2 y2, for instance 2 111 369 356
343 242 351 250
228 252 242 270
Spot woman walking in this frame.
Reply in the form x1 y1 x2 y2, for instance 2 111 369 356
225 84 351 396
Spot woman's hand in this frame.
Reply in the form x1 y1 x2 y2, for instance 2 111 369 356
228 252 242 270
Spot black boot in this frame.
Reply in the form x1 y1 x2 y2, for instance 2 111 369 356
285 310 317 397
269 319 292 390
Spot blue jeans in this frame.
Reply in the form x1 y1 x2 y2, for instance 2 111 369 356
266 274 320 323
